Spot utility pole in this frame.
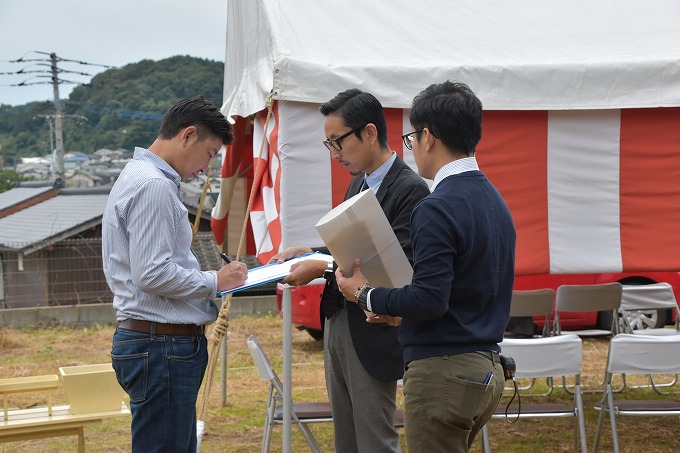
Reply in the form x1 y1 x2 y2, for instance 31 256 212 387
4 51 112 185
50 52 65 187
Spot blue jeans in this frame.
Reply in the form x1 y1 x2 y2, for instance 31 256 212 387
112 327 208 453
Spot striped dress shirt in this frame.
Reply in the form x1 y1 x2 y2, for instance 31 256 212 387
102 147 218 325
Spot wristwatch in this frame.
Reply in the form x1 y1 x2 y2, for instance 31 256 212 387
354 283 372 311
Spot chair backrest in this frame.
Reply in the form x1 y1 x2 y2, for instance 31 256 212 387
247 334 284 394
620 282 678 311
606 333 680 375
500 334 582 378
509 289 555 317
507 289 555 337
555 282 623 313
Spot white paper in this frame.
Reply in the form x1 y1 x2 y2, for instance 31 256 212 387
217 252 334 295
315 189 413 288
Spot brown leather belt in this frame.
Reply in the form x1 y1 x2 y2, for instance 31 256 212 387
118 319 205 335
475 350 501 364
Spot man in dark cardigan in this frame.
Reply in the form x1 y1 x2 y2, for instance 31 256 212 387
269 88 429 452
336 81 517 453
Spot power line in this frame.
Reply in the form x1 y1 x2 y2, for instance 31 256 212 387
1 52 112 88
0 52 115 186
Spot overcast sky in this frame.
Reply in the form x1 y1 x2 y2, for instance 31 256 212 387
0 0 227 107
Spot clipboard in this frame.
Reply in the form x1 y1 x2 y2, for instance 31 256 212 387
217 252 334 296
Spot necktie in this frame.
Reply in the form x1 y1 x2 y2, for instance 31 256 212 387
360 179 369 192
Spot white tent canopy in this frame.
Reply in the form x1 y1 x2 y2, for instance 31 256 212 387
223 0 680 118
216 2 680 452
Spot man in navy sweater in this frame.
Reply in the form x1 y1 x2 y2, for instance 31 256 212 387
336 81 516 453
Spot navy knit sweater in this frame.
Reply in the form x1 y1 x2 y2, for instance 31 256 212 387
370 171 516 364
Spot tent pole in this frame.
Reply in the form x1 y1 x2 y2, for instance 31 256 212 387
282 286 293 453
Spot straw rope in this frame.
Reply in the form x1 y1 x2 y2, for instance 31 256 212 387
197 93 275 423
191 159 213 245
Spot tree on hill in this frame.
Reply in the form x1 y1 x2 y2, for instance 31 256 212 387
0 169 29 193
0 55 224 164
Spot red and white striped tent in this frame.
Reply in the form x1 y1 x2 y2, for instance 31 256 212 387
212 0 680 276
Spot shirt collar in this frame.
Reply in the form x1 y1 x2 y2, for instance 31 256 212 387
364 151 397 190
430 156 479 192
134 147 181 188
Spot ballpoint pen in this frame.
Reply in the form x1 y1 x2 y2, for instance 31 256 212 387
219 252 232 264
484 371 493 391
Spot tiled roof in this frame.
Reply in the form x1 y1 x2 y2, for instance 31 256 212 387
0 193 108 254
0 186 54 212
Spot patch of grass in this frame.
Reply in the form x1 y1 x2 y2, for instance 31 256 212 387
1 315 680 452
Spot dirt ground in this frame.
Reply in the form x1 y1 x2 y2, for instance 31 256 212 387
1 314 679 452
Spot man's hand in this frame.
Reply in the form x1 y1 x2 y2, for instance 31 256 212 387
280 260 327 286
216 261 248 291
366 314 402 327
335 260 368 302
268 246 313 264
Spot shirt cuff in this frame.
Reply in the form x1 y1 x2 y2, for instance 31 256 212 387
366 288 374 312
207 270 218 298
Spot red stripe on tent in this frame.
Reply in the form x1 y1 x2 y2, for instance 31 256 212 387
478 111 550 276
210 117 255 255
385 108 404 159
330 159 353 208
254 105 282 264
620 107 680 272
211 119 243 249
224 117 248 178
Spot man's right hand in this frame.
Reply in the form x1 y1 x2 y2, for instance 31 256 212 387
268 246 313 264
217 261 248 291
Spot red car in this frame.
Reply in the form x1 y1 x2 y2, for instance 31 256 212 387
277 272 680 340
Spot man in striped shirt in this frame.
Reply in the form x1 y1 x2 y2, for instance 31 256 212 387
102 96 247 452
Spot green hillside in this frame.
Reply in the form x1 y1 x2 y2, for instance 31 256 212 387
0 55 224 167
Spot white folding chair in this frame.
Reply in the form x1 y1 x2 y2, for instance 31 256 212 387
593 334 680 453
619 283 680 335
554 283 623 394
506 288 555 338
504 289 556 395
247 335 332 453
619 283 680 392
554 282 623 337
481 334 588 453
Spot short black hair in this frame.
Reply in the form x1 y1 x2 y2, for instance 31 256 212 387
409 81 482 156
158 96 233 145
319 89 389 148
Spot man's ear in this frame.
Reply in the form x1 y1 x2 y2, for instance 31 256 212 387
180 126 198 145
423 128 437 152
364 123 378 145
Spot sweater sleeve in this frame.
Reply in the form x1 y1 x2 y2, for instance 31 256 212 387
370 197 458 319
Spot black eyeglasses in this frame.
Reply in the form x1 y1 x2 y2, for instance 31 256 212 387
323 124 366 152
401 129 439 150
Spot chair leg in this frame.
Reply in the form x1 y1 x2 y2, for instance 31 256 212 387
574 386 587 453
649 373 678 394
545 376 554 396
481 424 491 453
262 387 276 453
593 386 609 453
607 387 620 453
291 412 324 453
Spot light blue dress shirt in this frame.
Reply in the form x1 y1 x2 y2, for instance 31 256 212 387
363 151 397 192
102 147 218 325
